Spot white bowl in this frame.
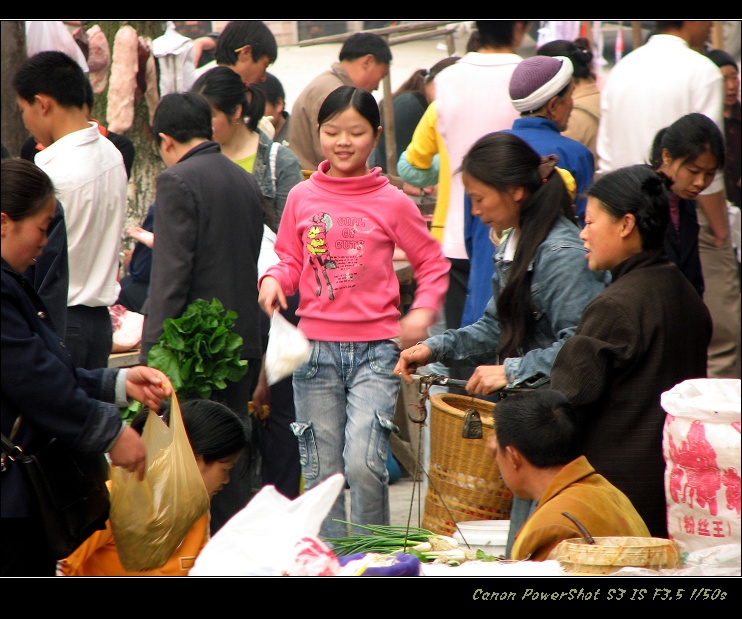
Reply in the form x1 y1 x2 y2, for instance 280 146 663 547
452 520 510 558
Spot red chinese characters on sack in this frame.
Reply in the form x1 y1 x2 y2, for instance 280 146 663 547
681 514 732 539
667 420 722 516
722 467 741 516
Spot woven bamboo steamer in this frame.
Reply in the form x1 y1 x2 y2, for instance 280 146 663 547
554 536 682 575
422 393 513 536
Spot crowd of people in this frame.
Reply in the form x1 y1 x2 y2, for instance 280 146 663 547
1 19 740 576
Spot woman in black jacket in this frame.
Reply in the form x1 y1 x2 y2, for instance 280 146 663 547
1 159 171 576
650 112 726 298
550 165 712 538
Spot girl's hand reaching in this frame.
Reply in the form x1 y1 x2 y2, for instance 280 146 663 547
398 308 436 350
258 275 287 316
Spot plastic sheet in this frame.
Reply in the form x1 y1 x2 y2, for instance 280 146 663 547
190 474 345 576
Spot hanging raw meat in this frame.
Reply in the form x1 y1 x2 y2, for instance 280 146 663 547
107 24 139 134
86 25 111 94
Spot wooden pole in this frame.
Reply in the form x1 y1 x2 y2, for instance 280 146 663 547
580 21 593 48
631 21 643 50
381 34 397 176
297 20 461 47
445 30 456 56
711 21 725 50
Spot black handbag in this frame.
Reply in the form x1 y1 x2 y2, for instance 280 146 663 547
2 426 111 561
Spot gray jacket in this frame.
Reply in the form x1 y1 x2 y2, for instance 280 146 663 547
252 129 304 233
140 141 265 362
426 216 609 387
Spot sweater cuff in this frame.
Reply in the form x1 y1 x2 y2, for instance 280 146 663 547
115 368 129 407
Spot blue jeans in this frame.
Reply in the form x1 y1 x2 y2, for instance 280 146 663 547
506 497 537 558
291 339 401 539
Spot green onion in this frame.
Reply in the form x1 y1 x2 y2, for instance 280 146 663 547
322 520 435 556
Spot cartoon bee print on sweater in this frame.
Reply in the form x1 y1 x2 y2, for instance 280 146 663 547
305 212 337 300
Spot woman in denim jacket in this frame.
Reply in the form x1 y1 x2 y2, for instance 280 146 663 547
395 131 608 555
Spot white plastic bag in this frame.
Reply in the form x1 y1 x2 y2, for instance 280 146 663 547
25 21 89 71
189 473 346 576
661 378 741 556
264 311 311 386
728 203 741 264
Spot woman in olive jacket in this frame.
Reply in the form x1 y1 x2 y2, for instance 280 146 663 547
550 165 712 538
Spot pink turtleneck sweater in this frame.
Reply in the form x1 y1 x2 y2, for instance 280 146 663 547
261 161 449 342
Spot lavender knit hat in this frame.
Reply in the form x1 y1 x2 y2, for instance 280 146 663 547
509 55 574 113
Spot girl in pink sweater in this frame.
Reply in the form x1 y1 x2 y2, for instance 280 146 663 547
258 85 449 540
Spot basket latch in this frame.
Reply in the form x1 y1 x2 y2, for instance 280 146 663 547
461 409 483 439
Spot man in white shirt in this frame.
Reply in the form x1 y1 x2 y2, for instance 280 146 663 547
14 51 128 369
597 21 740 378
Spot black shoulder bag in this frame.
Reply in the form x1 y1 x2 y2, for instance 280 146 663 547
1 418 111 560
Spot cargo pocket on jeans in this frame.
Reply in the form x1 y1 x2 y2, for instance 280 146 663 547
290 421 319 481
366 412 399 477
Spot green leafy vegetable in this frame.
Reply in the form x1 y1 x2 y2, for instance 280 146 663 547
120 298 248 422
475 549 502 561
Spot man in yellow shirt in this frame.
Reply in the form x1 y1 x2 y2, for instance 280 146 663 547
488 389 650 561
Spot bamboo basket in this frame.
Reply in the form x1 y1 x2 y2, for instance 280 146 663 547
554 537 682 575
422 393 513 535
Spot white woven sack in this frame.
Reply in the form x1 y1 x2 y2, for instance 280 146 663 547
661 378 741 556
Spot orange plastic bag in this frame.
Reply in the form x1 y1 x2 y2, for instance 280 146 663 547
110 393 210 571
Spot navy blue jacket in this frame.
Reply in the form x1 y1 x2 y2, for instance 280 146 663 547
665 195 704 298
505 116 595 221
22 200 69 336
1 261 123 518
127 203 155 284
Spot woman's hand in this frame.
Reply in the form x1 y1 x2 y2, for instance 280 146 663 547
402 182 436 198
251 358 271 413
121 248 133 268
191 35 216 68
258 276 287 316
465 364 507 396
125 366 172 411
108 425 147 480
394 343 432 383
127 226 154 248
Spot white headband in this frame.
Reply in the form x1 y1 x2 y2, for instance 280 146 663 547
511 56 574 113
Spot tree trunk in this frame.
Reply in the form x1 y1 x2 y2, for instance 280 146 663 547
90 21 167 247
1 21 29 157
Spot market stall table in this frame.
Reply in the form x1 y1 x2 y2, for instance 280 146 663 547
108 349 140 368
